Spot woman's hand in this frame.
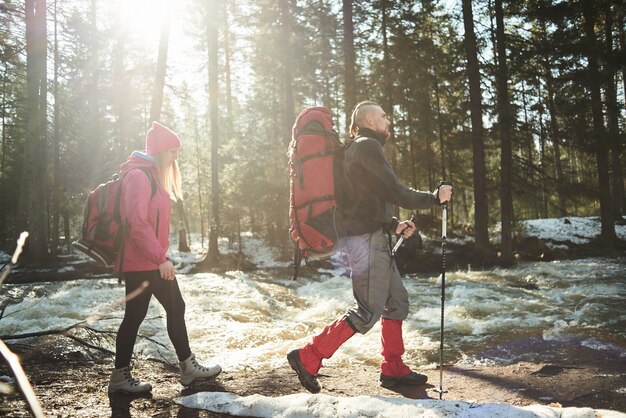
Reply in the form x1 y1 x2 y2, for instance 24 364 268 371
159 260 176 281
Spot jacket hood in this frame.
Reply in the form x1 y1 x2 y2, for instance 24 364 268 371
119 151 158 177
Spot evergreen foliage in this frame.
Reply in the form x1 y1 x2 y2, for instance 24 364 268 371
0 0 623 262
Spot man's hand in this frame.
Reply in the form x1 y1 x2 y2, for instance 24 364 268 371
396 219 416 238
159 260 176 281
435 184 452 204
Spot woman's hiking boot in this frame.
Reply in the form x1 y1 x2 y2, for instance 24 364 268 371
179 353 222 386
288 317 356 393
379 318 428 388
108 366 152 394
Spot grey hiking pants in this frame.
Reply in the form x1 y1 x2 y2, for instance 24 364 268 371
342 229 409 334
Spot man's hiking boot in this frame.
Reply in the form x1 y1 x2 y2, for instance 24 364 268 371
380 319 427 389
379 371 428 388
287 349 321 394
108 366 152 394
179 353 222 386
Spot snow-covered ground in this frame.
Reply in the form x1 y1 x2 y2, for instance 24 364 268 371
174 392 626 418
522 216 625 246
170 231 293 274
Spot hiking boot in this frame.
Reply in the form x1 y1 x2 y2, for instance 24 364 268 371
287 349 321 394
108 366 152 394
380 371 428 388
179 353 222 386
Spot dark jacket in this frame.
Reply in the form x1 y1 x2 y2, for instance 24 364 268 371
341 128 437 236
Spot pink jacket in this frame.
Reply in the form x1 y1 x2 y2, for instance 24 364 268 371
115 151 171 272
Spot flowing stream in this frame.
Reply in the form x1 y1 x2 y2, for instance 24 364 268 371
1 257 625 372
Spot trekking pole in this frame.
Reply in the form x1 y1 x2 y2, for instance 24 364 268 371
391 214 417 256
435 198 449 400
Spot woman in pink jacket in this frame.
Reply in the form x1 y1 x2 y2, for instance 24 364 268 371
108 122 221 394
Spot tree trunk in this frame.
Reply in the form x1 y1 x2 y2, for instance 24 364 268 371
494 0 514 265
462 0 490 252
582 0 617 242
194 123 205 247
177 200 191 252
276 0 295 249
110 1 134 155
279 0 295 146
1 70 6 174
617 3 626 108
149 5 171 123
342 0 356 131
237 211 242 254
63 209 70 252
604 3 625 219
207 0 221 262
1 71 6 244
545 67 567 216
51 0 60 256
433 70 447 183
408 109 417 188
178 230 190 253
380 1 397 175
539 117 549 218
19 0 49 265
86 0 102 184
224 2 234 132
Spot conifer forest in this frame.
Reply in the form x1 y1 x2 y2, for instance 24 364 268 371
1 0 625 266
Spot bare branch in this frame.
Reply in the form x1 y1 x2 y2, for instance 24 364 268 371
0 340 44 418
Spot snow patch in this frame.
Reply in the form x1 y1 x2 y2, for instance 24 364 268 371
522 217 626 244
174 392 626 418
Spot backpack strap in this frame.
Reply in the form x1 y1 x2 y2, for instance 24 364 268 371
134 166 157 197
113 167 156 225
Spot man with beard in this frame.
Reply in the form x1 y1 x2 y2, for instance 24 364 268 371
288 101 452 394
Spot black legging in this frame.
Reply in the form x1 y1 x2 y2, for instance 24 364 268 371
114 270 192 369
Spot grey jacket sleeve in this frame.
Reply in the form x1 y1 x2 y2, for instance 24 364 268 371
351 138 437 210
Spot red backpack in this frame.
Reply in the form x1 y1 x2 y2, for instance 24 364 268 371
289 106 344 278
72 167 156 270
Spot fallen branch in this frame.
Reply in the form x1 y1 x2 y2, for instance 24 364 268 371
0 340 45 418
64 334 115 356
1 321 171 354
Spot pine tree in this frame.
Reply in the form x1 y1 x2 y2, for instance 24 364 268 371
462 0 490 253
19 0 49 264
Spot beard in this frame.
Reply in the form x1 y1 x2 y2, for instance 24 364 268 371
378 126 391 140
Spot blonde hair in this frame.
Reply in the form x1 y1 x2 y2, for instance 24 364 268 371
348 100 380 139
153 152 183 202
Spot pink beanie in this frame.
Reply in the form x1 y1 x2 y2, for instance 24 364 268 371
145 121 181 155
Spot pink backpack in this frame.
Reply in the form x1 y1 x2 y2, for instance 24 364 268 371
72 167 155 269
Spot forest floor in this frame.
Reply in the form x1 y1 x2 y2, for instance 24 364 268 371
1 336 625 417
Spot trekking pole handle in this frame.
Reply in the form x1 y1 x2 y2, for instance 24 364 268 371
391 214 417 255
436 180 452 206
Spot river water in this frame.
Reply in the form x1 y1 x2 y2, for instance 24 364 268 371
1 256 624 373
